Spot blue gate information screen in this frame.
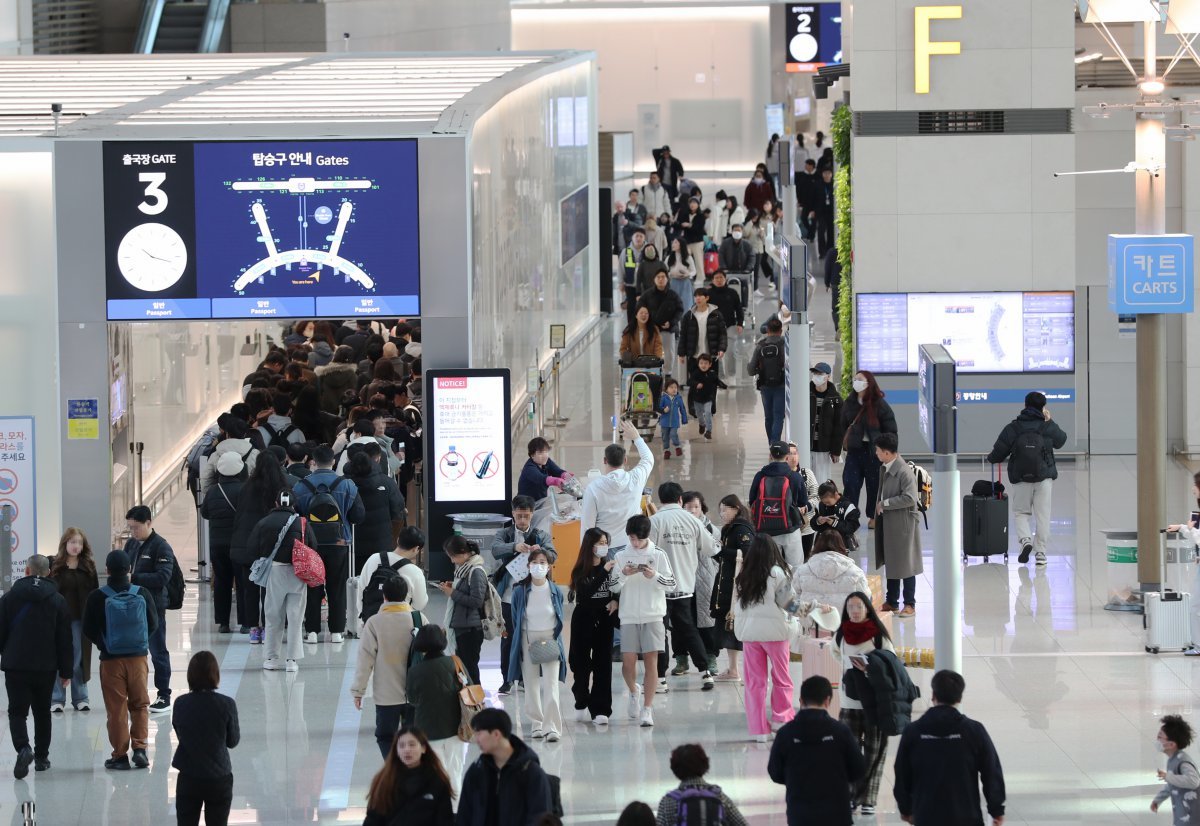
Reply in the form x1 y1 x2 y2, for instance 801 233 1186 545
103 139 421 320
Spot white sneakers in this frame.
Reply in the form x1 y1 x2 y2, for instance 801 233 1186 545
656 678 670 694
627 689 642 719
546 732 561 743
263 658 284 671
594 715 610 726
1034 551 1047 567
574 709 590 723
330 633 344 644
285 660 299 673
304 632 318 644
640 707 654 727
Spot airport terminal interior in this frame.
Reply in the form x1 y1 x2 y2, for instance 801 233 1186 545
1 0 1200 824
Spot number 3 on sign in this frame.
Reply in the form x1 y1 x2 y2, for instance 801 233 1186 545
138 172 168 215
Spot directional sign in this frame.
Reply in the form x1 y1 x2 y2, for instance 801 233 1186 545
1108 234 1195 314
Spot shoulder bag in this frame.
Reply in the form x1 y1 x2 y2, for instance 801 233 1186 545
528 638 561 665
250 515 297 588
290 517 326 587
452 655 486 742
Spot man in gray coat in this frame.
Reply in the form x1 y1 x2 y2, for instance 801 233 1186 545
872 434 922 619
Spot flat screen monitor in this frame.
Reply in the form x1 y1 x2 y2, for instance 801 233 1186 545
855 291 1075 374
103 139 420 320
560 185 589 266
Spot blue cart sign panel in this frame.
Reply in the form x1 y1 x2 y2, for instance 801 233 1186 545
1108 234 1194 314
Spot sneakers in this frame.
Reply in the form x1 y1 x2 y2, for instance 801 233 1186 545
530 729 546 740
546 731 561 743
285 660 299 673
263 658 285 671
860 804 876 816
674 446 683 457
50 703 64 714
304 632 318 644
640 707 654 727
34 758 50 772
238 625 252 635
753 733 769 744
897 606 916 618
498 681 513 696
149 695 170 713
1018 541 1033 564
1184 646 1200 657
656 678 670 694
867 518 876 530
1035 551 1047 567
131 749 149 769
104 755 131 771
627 689 642 719
217 624 232 634
663 450 671 461
670 658 690 676
701 671 715 691
14 746 32 779
704 431 712 441
330 633 344 644
249 627 264 644
574 709 590 723
75 702 90 712
697 426 707 438
594 715 610 726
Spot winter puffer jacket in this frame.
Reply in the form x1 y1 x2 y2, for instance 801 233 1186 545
732 565 793 642
790 552 869 623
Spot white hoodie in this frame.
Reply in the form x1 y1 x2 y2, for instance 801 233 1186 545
607 542 676 624
732 565 794 642
580 437 654 544
649 504 717 595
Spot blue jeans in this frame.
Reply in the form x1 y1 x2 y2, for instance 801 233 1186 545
51 620 88 706
696 401 713 432
760 385 786 443
885 576 916 608
149 608 171 699
661 426 681 447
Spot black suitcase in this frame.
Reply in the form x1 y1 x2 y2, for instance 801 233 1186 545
962 494 1009 561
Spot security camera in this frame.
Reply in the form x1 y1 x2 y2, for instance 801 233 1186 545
50 103 62 114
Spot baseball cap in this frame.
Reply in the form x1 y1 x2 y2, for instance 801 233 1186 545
811 362 832 375
770 442 790 460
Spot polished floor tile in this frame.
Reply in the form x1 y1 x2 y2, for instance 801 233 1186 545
2 282 1196 824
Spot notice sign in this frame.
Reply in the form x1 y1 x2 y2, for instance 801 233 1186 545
0 417 35 591
430 374 509 503
67 398 100 440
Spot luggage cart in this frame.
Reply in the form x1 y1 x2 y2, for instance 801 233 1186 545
620 361 664 442
725 272 754 329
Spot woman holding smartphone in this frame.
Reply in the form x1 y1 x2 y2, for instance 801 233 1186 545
508 549 567 742
1167 469 1200 657
833 591 896 817
568 529 618 726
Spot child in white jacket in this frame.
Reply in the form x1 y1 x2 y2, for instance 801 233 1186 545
607 514 675 728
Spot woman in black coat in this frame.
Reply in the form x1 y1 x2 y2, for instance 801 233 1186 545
228 453 291 639
174 651 240 826
344 445 405 576
839 370 898 528
362 726 455 826
199 453 248 633
711 495 755 682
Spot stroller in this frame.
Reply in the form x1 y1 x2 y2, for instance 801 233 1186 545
619 356 664 442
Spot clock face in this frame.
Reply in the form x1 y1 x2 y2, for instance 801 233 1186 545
117 222 188 292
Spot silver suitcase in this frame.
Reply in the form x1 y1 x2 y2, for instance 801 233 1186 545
345 574 361 638
1145 531 1193 654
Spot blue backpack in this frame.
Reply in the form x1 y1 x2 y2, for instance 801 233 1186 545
101 584 149 656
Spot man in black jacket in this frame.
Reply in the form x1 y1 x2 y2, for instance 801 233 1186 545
0 554 73 777
83 550 160 771
123 505 176 713
985 391 1068 566
769 676 865 826
458 708 554 826
748 442 812 568
894 670 1006 826
809 361 844 486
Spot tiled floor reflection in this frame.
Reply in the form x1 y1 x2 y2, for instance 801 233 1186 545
6 283 1198 824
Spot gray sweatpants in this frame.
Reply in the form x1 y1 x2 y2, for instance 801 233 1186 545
264 562 308 662
1011 479 1053 555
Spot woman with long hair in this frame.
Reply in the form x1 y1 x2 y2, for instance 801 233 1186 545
833 591 896 817
49 527 98 711
509 549 567 742
619 304 664 363
839 370 897 528
229 451 292 641
405 625 466 804
791 531 870 627
732 534 796 741
677 196 707 270
1167 469 1200 657
363 726 454 826
666 237 696 308
568 529 617 725
711 495 753 682
436 536 487 684
173 651 240 826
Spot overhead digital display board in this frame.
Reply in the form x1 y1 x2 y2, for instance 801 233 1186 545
103 139 420 320
856 291 1075 375
785 3 842 73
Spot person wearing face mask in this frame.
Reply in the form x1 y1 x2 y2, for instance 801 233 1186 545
809 362 845 489
718 223 753 275
568 529 618 726
508 550 567 743
1151 714 1200 823
744 163 778 217
840 371 897 529
635 243 669 295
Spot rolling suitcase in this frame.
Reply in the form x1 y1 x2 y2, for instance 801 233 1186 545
345 575 361 638
962 466 1009 561
1145 531 1193 654
800 634 842 716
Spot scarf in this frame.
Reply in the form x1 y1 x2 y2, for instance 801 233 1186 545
840 618 879 646
453 555 484 583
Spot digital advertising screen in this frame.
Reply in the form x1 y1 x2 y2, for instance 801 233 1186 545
428 372 510 503
856 291 1075 375
103 139 420 320
560 185 589 267
785 3 842 73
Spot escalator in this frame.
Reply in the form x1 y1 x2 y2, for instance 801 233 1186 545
134 0 230 54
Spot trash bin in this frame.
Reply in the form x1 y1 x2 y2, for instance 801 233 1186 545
449 513 512 574
1101 530 1141 612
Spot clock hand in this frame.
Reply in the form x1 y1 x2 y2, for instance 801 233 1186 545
141 248 170 263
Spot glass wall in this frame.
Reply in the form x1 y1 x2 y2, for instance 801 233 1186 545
469 61 598 385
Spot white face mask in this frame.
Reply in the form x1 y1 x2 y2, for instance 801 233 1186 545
593 545 609 557
852 379 868 393
812 374 828 387
530 564 550 579
732 231 743 239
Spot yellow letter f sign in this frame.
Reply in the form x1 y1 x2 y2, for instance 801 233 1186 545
915 5 962 94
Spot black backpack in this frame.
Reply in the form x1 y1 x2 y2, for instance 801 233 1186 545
259 421 298 450
753 475 801 536
361 552 412 621
299 477 349 546
1008 422 1048 483
758 341 785 387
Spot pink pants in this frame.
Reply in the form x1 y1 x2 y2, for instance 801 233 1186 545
743 639 794 735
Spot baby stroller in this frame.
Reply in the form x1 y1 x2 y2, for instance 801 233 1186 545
619 356 664 442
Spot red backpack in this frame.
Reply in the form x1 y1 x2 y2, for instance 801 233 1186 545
753 475 801 536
